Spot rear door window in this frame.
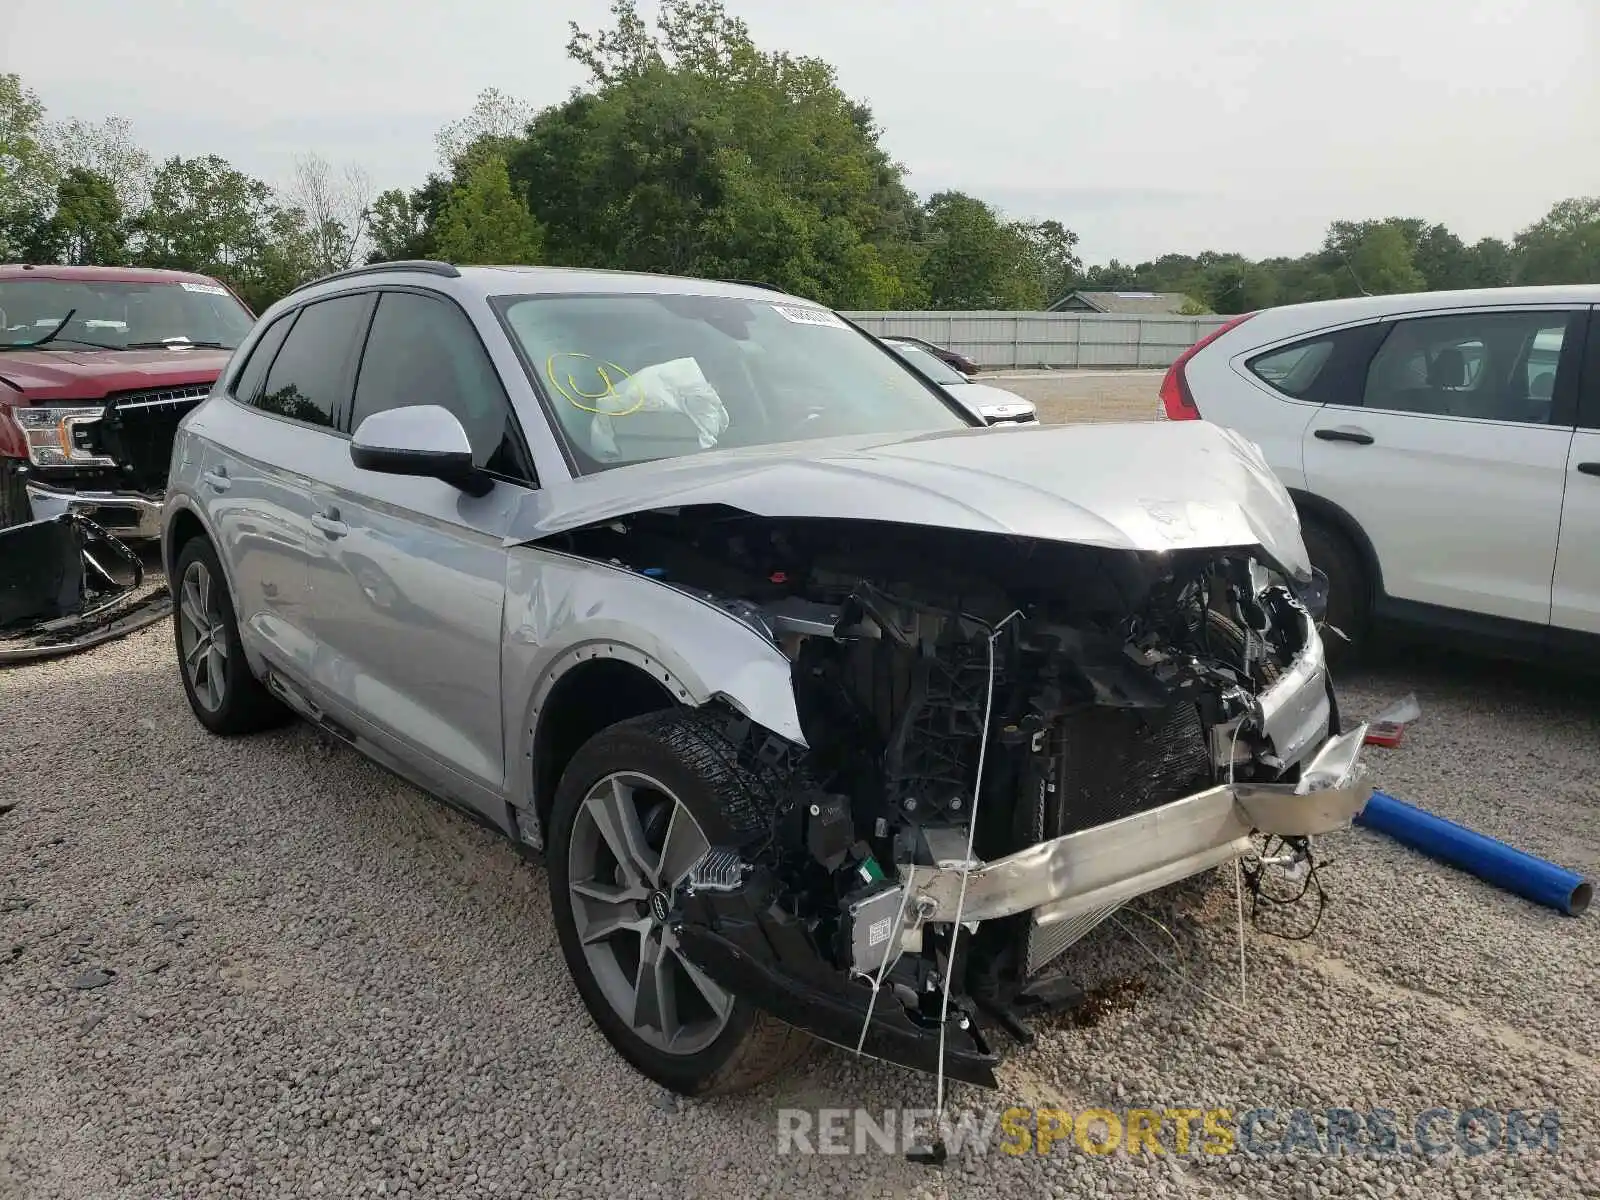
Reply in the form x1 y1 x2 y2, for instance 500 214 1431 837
254 294 374 430
1362 310 1576 424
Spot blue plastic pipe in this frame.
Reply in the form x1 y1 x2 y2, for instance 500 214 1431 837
1355 791 1592 917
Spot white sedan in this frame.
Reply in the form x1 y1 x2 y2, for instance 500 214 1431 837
1166 284 1600 661
881 337 1038 425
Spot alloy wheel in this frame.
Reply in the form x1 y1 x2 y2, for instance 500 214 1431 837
178 560 228 713
566 771 735 1055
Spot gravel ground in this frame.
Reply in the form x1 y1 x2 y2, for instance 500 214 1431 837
3 373 1598 1199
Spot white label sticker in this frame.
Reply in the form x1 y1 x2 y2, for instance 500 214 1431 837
770 303 847 329
179 282 229 295
868 916 893 946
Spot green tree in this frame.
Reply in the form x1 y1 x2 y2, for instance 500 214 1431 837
42 115 152 219
435 88 534 172
1514 197 1600 284
1466 237 1515 288
432 155 544 265
135 154 314 309
919 191 1041 309
1320 219 1426 296
504 0 919 307
0 73 57 258
1020 219 1082 306
48 167 127 264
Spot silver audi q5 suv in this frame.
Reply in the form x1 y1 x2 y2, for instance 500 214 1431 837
163 261 1369 1097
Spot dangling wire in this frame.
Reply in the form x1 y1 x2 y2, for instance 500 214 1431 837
931 609 1022 1131
1227 718 1248 1009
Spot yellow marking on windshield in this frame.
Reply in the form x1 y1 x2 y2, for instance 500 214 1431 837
545 351 646 416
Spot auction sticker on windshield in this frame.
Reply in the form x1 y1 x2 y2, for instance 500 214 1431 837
771 303 847 329
179 282 229 295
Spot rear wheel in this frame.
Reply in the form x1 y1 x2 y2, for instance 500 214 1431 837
0 457 31 529
1300 517 1369 660
173 536 290 735
548 708 811 1095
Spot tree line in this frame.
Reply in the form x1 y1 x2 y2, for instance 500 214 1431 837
3 0 1597 316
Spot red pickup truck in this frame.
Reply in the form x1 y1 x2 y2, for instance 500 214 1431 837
0 264 255 536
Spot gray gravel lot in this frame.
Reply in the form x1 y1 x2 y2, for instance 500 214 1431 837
3 374 1599 1199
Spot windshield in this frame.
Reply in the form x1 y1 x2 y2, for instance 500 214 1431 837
888 340 968 386
0 278 254 350
497 293 970 472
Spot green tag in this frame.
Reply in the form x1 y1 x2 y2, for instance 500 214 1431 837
858 855 885 883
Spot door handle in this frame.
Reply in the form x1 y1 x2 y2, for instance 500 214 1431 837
201 468 231 491
1578 463 1600 477
310 509 348 539
1314 428 1375 445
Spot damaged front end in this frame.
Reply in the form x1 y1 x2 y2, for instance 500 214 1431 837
12 385 210 539
541 508 1370 1087
0 513 171 664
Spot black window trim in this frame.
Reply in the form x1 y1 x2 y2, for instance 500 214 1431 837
1578 305 1600 432
349 285 539 489
1356 307 1586 429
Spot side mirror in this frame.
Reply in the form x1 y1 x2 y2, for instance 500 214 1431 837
350 405 492 497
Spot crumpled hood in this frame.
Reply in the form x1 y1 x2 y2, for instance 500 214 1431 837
0 348 229 402
513 420 1311 576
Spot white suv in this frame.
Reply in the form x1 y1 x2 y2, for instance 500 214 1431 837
1163 286 1600 661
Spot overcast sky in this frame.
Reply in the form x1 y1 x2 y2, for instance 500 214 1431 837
4 0 1596 265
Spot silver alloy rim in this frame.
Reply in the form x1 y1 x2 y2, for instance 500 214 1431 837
567 771 735 1055
178 560 228 713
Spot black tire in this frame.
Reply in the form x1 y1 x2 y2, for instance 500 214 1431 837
172 535 291 735
0 457 31 528
548 708 812 1096
1300 517 1369 661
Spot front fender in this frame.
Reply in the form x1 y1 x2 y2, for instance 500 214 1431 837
502 544 806 789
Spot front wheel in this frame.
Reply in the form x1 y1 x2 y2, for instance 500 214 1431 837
548 708 811 1096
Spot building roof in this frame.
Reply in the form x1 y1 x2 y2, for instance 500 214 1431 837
1048 290 1205 315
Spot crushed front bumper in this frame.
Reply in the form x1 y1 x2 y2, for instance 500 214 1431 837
904 724 1370 928
23 481 163 540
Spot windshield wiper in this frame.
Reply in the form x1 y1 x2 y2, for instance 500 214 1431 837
126 339 231 350
0 309 78 350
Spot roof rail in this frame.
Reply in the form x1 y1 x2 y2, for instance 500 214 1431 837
287 259 461 296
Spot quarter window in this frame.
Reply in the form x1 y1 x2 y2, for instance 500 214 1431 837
352 291 533 481
1248 339 1336 398
1362 311 1571 424
255 294 373 429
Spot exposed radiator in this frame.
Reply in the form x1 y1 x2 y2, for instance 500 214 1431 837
1025 902 1122 976
93 385 211 490
1022 702 1212 975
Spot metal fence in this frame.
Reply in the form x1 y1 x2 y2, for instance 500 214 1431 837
841 310 1230 370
